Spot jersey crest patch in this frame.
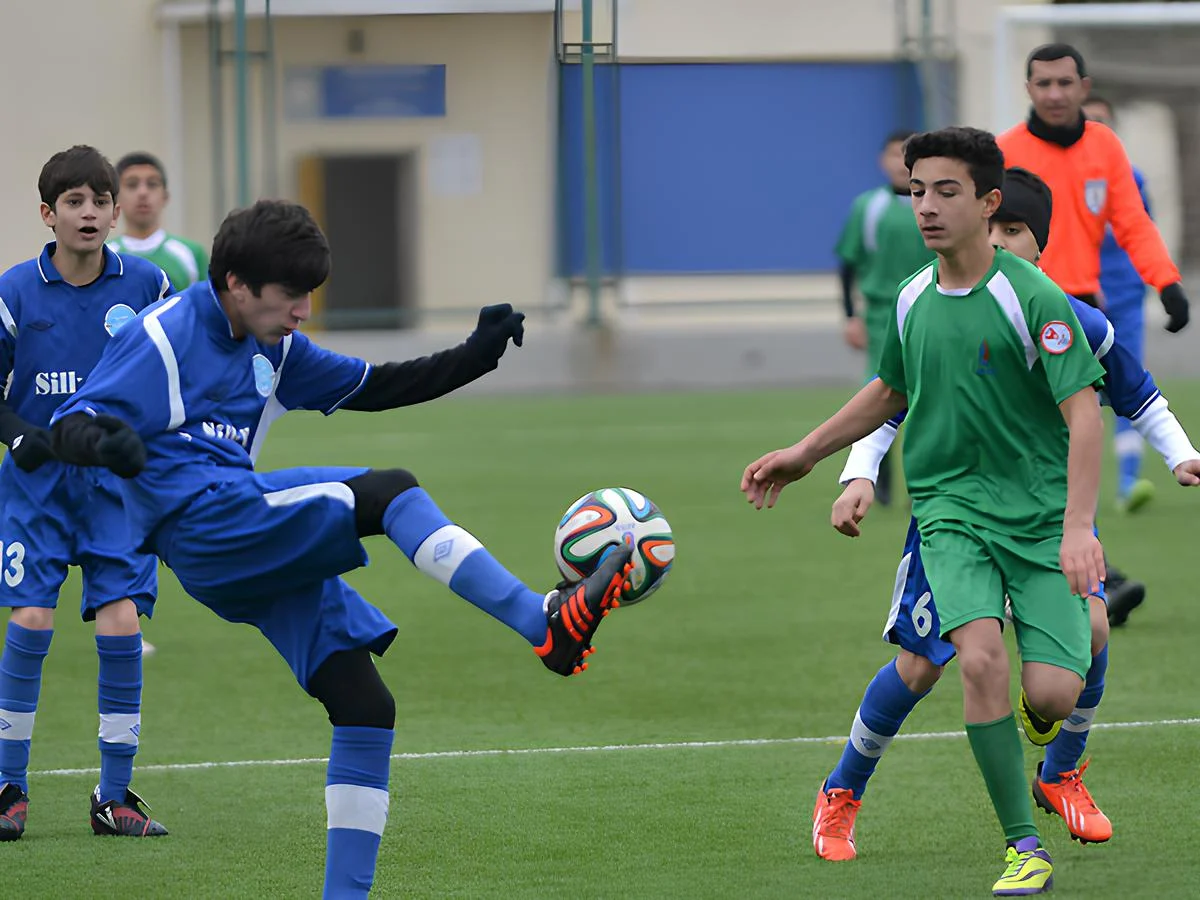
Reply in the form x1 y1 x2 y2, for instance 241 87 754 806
252 354 275 397
103 304 137 337
1085 179 1107 215
1039 321 1074 354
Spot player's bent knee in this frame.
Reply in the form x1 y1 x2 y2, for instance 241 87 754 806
896 650 943 694
309 648 396 730
345 468 421 537
10 606 54 630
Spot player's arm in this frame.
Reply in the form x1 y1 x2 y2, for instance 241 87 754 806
835 195 868 347
0 291 56 472
278 304 525 415
1058 387 1106 596
1102 133 1189 331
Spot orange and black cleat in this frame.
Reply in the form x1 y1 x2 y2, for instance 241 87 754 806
536 546 633 676
0 782 28 840
90 786 168 837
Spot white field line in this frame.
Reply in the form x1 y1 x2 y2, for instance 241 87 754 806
29 716 1200 778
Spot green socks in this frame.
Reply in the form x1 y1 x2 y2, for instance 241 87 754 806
966 714 1039 843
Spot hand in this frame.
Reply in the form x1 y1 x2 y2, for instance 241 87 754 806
741 443 816 510
1160 282 1189 333
843 317 867 351
1059 524 1105 598
92 415 146 479
467 303 525 364
831 478 875 537
9 428 56 473
1173 458 1200 486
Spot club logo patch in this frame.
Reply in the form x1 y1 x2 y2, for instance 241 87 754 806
103 304 137 336
1039 321 1074 354
251 354 275 397
1085 179 1107 215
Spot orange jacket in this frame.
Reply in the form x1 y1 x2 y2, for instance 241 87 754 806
997 121 1179 296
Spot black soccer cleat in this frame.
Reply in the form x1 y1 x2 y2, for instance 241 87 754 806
1106 576 1146 628
90 785 168 837
535 546 633 676
0 782 28 841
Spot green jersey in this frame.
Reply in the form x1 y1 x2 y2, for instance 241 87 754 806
877 248 1105 538
108 230 208 290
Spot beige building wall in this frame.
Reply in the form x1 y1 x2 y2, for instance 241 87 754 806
0 0 167 269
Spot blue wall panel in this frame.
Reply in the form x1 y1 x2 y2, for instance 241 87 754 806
559 62 923 276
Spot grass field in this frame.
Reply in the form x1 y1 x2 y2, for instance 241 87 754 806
6 384 1200 898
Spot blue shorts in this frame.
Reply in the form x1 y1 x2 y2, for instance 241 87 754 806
883 517 1106 665
0 459 156 620
153 466 397 691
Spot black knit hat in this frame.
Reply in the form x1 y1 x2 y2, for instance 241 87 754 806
994 167 1053 252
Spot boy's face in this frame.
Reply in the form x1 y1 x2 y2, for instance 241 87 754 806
989 219 1040 264
40 184 118 254
1026 57 1090 128
118 164 167 233
880 140 909 190
909 157 999 253
225 275 312 346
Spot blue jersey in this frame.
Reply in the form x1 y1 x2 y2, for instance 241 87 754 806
53 280 370 547
0 243 171 429
881 293 1159 432
1099 167 1150 307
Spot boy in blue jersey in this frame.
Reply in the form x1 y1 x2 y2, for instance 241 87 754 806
809 167 1200 862
1083 96 1157 518
0 146 171 840
49 199 633 898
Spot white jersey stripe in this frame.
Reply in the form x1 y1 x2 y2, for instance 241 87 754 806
142 296 186 429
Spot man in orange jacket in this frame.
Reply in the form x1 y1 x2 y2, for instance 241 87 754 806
998 43 1189 333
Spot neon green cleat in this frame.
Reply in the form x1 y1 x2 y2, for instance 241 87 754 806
993 843 1054 896
1116 478 1155 514
1018 690 1061 747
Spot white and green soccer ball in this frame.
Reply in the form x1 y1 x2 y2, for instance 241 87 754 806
553 487 674 605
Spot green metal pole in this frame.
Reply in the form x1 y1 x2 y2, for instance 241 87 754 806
581 0 601 326
263 0 277 197
208 0 226 224
234 0 251 206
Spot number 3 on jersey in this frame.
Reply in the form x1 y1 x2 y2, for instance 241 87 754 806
0 541 26 587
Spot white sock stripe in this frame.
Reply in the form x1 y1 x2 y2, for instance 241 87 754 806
326 783 389 835
1114 430 1145 456
0 709 35 741
99 713 141 745
1062 706 1098 734
413 525 483 587
849 710 893 759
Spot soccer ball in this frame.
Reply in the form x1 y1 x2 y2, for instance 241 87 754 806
554 487 674 605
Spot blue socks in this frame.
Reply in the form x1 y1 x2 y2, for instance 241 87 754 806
1042 644 1107 783
0 622 53 793
383 488 547 645
96 633 143 804
827 659 928 798
325 726 394 899
1114 422 1143 498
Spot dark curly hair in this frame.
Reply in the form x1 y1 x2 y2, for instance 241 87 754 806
38 145 118 207
209 199 330 295
903 127 1005 199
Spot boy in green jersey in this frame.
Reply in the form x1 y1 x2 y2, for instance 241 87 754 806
742 128 1106 897
835 130 935 504
108 152 208 290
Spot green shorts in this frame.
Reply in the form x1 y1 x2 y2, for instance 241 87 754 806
919 522 1091 678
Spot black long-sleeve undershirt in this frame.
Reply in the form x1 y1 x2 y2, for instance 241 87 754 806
340 339 497 412
839 262 856 319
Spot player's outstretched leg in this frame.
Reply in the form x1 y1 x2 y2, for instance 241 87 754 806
350 470 632 675
814 654 936 861
1114 424 1153 513
309 650 396 900
0 616 53 840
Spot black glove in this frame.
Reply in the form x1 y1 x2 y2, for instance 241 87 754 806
1160 282 1189 334
92 415 147 479
466 303 525 365
8 427 56 473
